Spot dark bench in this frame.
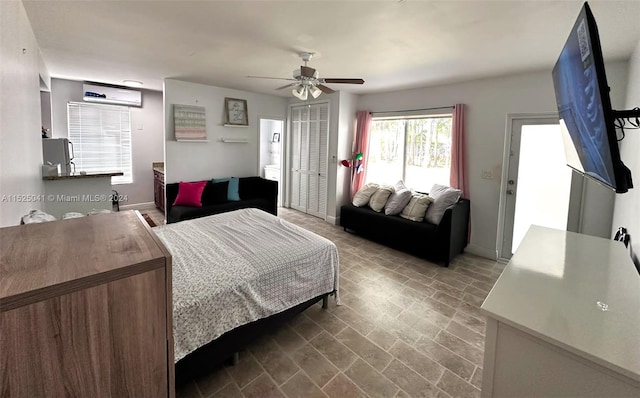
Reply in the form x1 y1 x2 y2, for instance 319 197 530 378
340 199 470 266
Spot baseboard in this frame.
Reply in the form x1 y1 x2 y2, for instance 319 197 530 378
119 202 156 211
326 216 339 226
465 244 498 260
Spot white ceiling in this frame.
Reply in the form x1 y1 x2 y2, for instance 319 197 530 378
23 0 640 96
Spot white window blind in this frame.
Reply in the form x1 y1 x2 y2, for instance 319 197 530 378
67 101 132 184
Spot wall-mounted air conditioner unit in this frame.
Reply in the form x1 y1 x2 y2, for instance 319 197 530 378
83 83 142 107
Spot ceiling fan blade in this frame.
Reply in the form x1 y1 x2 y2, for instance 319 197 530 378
247 76 297 81
322 78 365 84
301 66 316 78
316 84 335 94
276 83 297 90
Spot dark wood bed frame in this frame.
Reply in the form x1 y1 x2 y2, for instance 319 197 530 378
174 292 331 385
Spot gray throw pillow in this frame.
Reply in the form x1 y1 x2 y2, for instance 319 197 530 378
385 188 412 215
352 183 379 207
424 184 462 225
369 186 393 212
400 194 434 222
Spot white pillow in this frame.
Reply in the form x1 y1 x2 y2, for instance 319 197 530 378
369 186 393 212
424 184 462 225
400 194 434 222
385 188 412 215
352 183 379 207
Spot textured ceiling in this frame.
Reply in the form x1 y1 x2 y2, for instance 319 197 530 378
23 0 640 96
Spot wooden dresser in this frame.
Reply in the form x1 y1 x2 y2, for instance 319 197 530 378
0 211 174 398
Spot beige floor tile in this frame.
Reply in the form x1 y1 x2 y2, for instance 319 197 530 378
289 314 324 341
431 291 462 308
226 354 264 389
272 325 307 354
344 359 399 398
445 321 485 350
330 305 377 335
430 281 465 299
436 370 481 398
211 382 243 398
367 328 399 351
451 311 486 336
305 306 348 335
241 373 285 398
388 340 444 384
434 331 484 366
470 367 483 389
336 327 393 371
309 332 359 371
291 344 339 388
322 373 368 398
414 337 475 381
382 359 441 398
280 372 327 398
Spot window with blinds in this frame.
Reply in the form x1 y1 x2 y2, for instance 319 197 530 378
67 101 132 184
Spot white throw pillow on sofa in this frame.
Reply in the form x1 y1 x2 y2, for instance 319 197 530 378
400 193 434 222
424 184 462 225
352 183 379 207
385 181 413 215
369 186 393 212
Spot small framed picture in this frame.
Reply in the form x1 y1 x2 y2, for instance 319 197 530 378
272 132 281 143
224 98 248 126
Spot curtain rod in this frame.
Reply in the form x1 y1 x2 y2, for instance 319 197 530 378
370 105 455 115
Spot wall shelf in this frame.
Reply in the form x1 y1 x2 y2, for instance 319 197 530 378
223 124 249 128
221 138 248 143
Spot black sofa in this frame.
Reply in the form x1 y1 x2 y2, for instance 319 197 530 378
340 199 470 266
166 177 277 223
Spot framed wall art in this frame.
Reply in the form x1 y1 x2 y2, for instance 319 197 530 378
174 104 207 141
224 97 248 126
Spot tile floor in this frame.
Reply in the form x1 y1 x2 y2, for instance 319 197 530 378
150 207 503 398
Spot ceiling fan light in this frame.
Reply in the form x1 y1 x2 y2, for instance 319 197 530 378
309 85 322 98
292 86 308 100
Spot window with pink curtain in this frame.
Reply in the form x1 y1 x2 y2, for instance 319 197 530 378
450 104 468 198
350 111 372 198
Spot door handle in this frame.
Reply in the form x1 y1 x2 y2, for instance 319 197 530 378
507 190 514 195
508 180 515 185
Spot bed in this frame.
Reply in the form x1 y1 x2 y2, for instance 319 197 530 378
153 208 339 382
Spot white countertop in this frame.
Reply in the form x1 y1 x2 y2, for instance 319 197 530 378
481 225 640 382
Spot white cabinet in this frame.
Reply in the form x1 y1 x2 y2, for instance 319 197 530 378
481 226 640 397
290 103 328 219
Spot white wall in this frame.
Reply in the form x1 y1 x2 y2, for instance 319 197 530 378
356 64 628 259
164 79 288 184
612 39 640 266
50 78 164 206
333 91 357 223
0 1 45 226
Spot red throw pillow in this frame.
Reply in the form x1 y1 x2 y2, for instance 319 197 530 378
173 181 207 207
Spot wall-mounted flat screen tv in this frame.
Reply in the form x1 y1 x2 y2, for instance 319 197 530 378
552 2 632 193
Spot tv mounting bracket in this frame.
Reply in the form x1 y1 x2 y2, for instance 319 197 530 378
613 109 640 120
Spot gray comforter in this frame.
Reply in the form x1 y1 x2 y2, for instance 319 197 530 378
154 208 339 362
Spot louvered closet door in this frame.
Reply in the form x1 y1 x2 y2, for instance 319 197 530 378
290 106 310 212
289 103 328 218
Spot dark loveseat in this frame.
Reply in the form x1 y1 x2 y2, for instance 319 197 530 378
340 199 470 266
166 177 277 223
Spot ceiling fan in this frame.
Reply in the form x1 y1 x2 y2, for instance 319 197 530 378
248 52 364 100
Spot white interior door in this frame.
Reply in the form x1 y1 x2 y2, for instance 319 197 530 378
500 115 574 259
